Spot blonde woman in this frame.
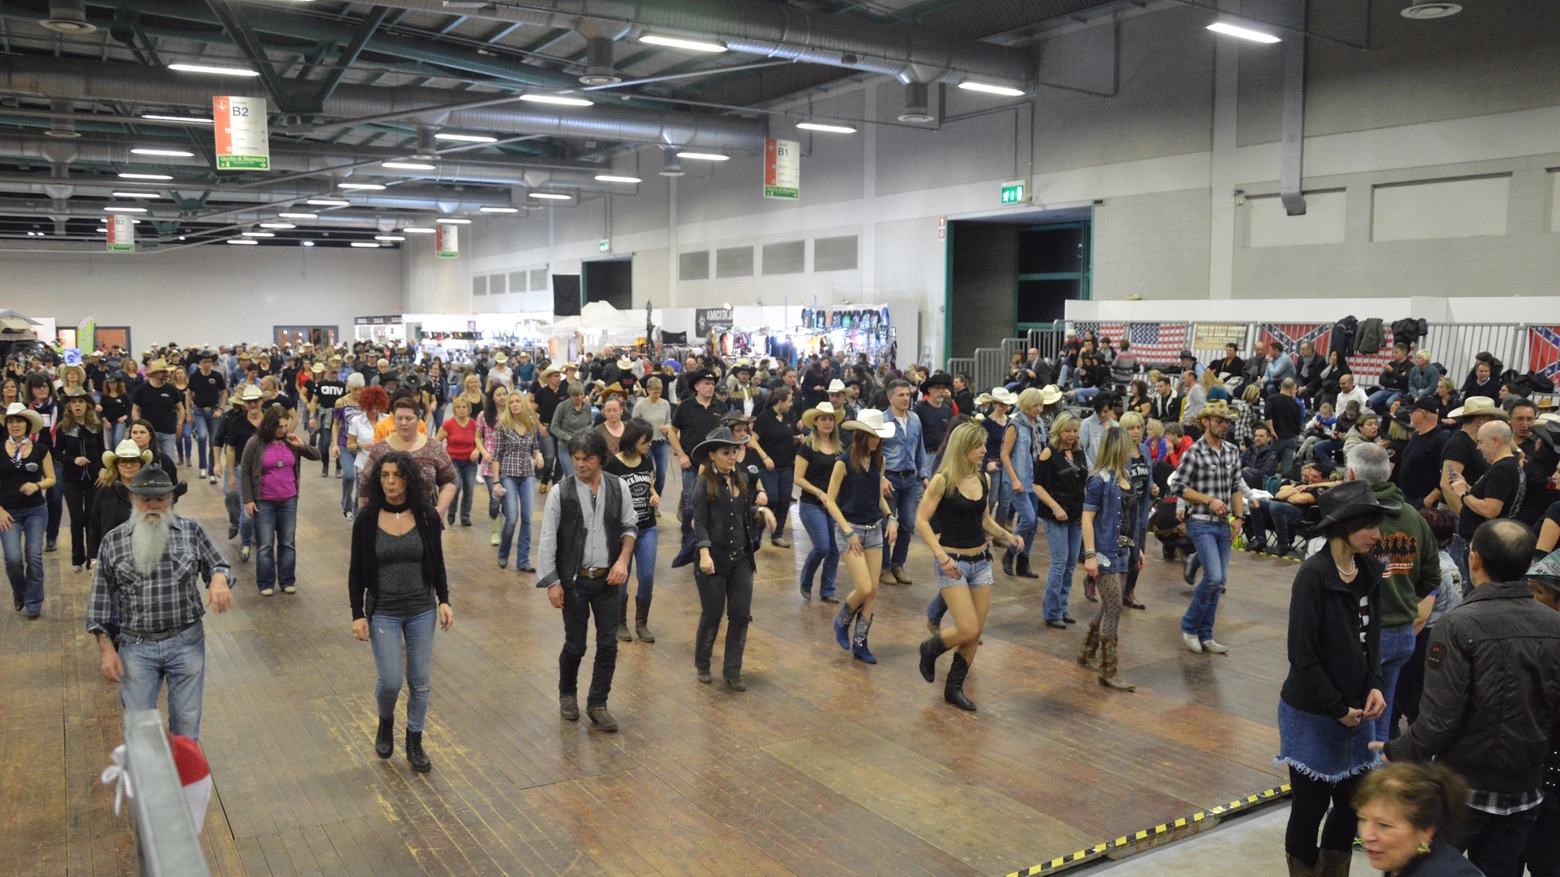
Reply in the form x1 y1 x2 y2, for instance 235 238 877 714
825 410 897 663
1035 412 1087 629
1076 426 1138 690
492 390 544 571
171 366 193 465
915 422 1023 710
795 402 845 601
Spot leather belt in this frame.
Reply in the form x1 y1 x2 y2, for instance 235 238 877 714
887 469 916 477
120 620 196 643
944 548 992 563
577 567 610 579
1189 513 1225 523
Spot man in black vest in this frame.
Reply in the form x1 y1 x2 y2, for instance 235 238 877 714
536 431 639 733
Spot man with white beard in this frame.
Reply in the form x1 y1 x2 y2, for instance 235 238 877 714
86 467 232 740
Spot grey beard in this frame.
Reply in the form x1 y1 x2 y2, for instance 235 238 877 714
129 510 172 577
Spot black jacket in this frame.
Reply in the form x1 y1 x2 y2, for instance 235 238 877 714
1281 550 1384 720
1378 358 1411 392
1384 580 1560 794
691 469 757 575
86 480 134 561
1397 842 1484 877
51 423 105 486
537 474 629 589
347 502 449 620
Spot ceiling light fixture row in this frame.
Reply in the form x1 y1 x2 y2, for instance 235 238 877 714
1205 21 1282 42
639 34 727 53
131 147 195 157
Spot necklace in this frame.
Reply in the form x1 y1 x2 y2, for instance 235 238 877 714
1334 553 1357 577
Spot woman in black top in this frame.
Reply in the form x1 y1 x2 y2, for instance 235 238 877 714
1276 481 1389 877
99 373 132 447
1320 350 1352 402
754 388 800 548
795 402 846 602
0 403 55 617
23 373 63 553
88 440 148 566
826 410 898 664
915 422 1022 711
690 427 772 690
349 450 453 774
52 388 104 572
1034 412 1088 629
605 418 660 644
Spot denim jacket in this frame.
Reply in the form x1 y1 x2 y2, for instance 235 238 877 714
1083 471 1126 569
1007 411 1039 485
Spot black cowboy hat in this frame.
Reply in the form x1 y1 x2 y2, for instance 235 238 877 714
1314 480 1400 531
128 466 183 497
690 426 746 466
919 371 953 393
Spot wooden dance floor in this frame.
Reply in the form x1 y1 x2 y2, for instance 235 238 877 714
2 469 1294 876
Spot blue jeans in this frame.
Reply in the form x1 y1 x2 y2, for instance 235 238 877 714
119 620 207 740
499 475 536 566
253 495 299 591
1250 500 1305 553
2 504 47 612
759 466 794 540
1274 437 1300 480
483 475 501 520
370 609 436 732
1448 534 1472 599
156 432 179 466
449 459 478 524
192 409 220 471
538 433 557 483
340 449 357 515
1375 623 1419 742
224 474 254 546
1070 386 1101 403
558 448 576 478
1009 487 1039 558
1367 389 1403 416
1042 518 1083 622
797 502 839 598
109 420 127 448
650 441 670 498
882 471 923 569
1181 518 1232 640
619 525 657 607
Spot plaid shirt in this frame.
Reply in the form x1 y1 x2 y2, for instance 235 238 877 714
493 426 539 479
1468 788 1543 817
85 515 231 638
1167 435 1242 518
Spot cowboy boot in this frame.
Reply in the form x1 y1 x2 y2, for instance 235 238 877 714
944 653 976 711
918 634 951 682
1002 550 1015 576
635 597 655 642
1313 849 1352 877
1076 623 1101 670
851 613 877 664
1286 855 1319 877
1098 637 1136 691
1015 554 1040 579
833 601 857 650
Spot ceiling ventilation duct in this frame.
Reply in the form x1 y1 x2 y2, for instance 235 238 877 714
659 152 684 177
1400 0 1461 18
412 125 439 160
43 100 80 138
39 0 95 34
579 36 620 86
898 82 933 124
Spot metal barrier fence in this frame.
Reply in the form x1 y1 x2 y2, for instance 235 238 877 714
1421 323 1529 388
945 357 975 383
123 709 210 877
973 347 1007 394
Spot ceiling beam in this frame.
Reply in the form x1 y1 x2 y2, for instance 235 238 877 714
205 0 322 116
311 5 390 107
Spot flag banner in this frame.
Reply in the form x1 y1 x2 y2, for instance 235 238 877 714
1530 326 1560 380
1257 323 1395 384
1072 322 1190 364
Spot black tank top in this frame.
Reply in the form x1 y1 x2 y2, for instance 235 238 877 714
939 473 989 551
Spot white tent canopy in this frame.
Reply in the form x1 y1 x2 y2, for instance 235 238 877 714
548 302 646 345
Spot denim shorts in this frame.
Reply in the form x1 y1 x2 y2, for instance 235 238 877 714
934 552 994 589
836 520 885 551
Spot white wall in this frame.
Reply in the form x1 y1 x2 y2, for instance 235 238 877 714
0 244 402 347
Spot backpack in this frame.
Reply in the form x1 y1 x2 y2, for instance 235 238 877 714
1356 318 1385 354
1330 316 1359 357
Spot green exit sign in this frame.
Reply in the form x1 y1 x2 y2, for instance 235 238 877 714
599 239 610 253
1000 180 1027 204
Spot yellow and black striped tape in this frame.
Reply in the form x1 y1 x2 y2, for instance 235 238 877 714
1004 783 1293 877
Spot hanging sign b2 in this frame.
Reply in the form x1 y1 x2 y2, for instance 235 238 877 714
106 214 135 252
213 96 270 170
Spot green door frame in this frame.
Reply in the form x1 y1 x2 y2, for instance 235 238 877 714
1014 220 1090 333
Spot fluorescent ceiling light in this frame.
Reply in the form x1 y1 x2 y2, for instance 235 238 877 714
306 198 350 207
142 114 213 124
402 226 437 234
113 192 160 199
676 151 728 161
131 147 195 157
227 238 258 245
640 34 727 53
957 81 1026 97
120 172 173 180
479 206 520 213
301 240 315 247
277 212 317 219
519 93 593 107
796 121 858 134
259 222 295 229
594 174 643 184
375 235 406 242
528 192 571 200
103 206 147 213
433 132 497 143
1206 21 1282 42
167 62 260 77
351 241 381 248
382 161 436 170
96 227 108 233
241 231 275 237
435 217 472 224
338 182 387 190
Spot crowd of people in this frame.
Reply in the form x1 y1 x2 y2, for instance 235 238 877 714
5 326 1559 876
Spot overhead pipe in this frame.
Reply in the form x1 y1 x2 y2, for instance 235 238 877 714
0 57 769 150
1279 0 1307 216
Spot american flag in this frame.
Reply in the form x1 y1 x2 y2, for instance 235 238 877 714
1530 326 1560 380
1071 322 1189 364
1257 323 1396 384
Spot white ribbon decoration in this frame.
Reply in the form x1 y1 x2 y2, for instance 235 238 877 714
99 744 133 816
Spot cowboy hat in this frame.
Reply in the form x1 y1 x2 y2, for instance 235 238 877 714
719 409 755 426
494 352 508 364
686 368 716 385
801 402 842 430
60 386 90 400
235 385 263 402
842 408 895 439
826 378 846 394
1314 480 1401 531
733 361 755 376
145 358 171 374
1038 385 1064 406
539 365 562 378
616 357 633 370
102 438 154 468
127 466 178 497
990 387 1019 407
1526 552 1560 591
974 392 995 406
1197 400 1236 422
311 363 326 373
2 402 43 434
690 426 747 466
1446 396 1508 421
919 372 953 392
599 382 628 400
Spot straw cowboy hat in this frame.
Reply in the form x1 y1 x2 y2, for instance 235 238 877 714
801 402 843 430
235 385 263 402
2 402 43 434
494 352 508 364
599 382 628 400
616 357 633 370
842 409 895 439
102 438 153 468
989 387 1019 407
690 426 747 466
974 393 995 406
145 358 171 375
539 365 563 378
1446 395 1509 421
1037 385 1064 406
1196 400 1236 422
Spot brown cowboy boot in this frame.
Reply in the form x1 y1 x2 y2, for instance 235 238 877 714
1098 637 1136 691
1076 623 1101 670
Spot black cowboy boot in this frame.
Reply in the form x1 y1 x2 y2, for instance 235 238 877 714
374 717 394 759
944 653 977 711
918 634 951 682
405 729 432 773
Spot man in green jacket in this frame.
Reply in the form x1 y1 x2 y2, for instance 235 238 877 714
1345 443 1441 742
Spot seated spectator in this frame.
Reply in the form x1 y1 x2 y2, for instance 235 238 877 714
1109 340 1138 386
1241 426 1279 488
1066 352 1111 404
1230 384 1264 450
1369 342 1413 415
1336 373 1370 421
1150 376 1179 423
1125 379 1152 418
1406 349 1441 401
1295 340 1326 402
1148 421 1194 468
1177 349 1205 380
1460 352 1501 400
1215 343 1245 384
1247 462 1335 557
1342 413 1384 458
1432 377 1461 424
1264 341 1298 396
1202 371 1231 403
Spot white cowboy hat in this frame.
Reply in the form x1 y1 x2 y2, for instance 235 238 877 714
989 387 1019 407
2 403 43 434
102 438 153 468
1038 385 1064 406
842 408 895 439
236 385 263 402
1446 396 1508 421
494 352 508 364
801 402 842 430
827 378 847 394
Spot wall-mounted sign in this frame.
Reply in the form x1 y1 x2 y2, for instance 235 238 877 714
695 307 734 336
599 239 611 253
355 315 402 325
106 214 135 252
1000 180 1028 204
435 224 459 258
1193 322 1249 351
213 96 270 171
763 138 800 200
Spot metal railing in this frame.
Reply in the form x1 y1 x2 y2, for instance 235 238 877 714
945 357 975 382
973 347 1007 394
1421 323 1529 388
123 710 210 877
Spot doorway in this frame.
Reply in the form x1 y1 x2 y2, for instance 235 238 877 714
274 326 339 347
583 257 632 310
945 210 1092 359
95 326 131 353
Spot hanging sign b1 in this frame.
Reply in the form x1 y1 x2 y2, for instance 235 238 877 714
763 138 799 200
435 224 459 258
213 96 270 170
